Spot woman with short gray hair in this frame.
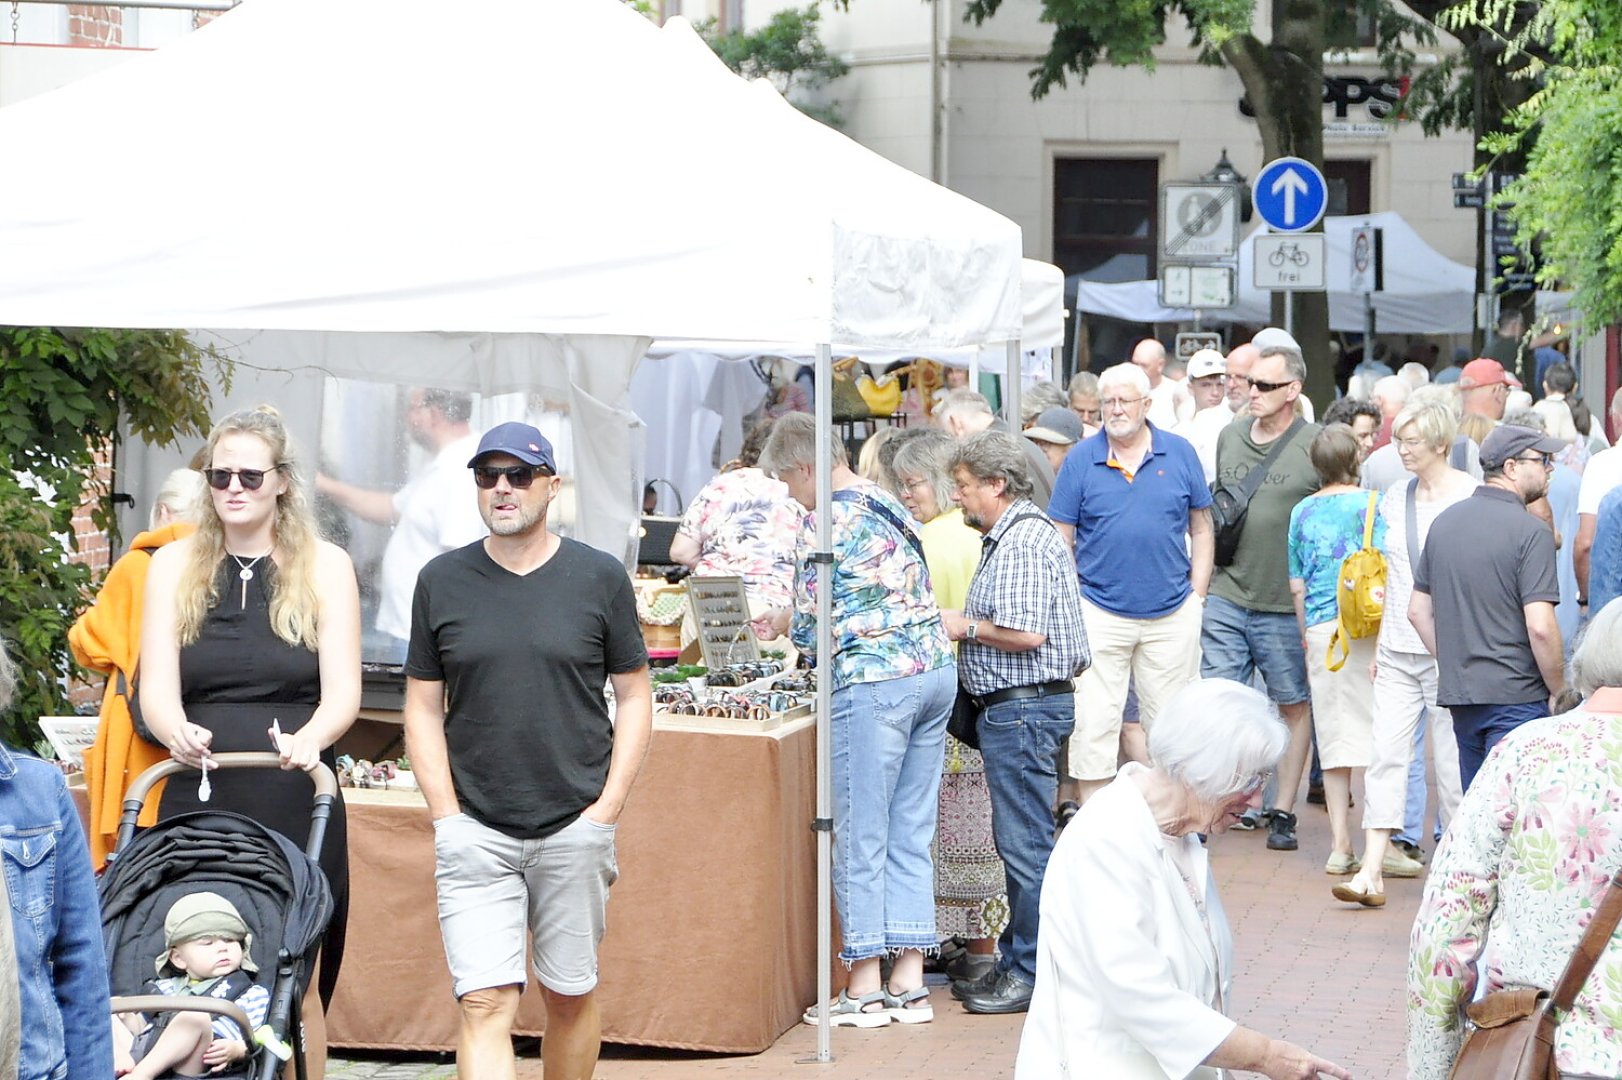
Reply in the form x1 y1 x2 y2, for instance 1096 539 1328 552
891 428 1007 979
1016 678 1351 1079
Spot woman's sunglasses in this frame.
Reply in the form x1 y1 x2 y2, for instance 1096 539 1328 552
473 464 553 490
203 466 284 491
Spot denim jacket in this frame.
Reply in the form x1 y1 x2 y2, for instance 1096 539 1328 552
0 740 113 1080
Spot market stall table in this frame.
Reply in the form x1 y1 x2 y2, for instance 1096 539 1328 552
324 712 817 1052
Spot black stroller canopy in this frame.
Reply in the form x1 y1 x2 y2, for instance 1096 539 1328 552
99 809 333 999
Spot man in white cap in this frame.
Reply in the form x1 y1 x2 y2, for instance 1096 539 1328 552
1178 346 1244 485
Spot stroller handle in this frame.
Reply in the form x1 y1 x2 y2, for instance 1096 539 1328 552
124 752 339 806
114 754 341 866
110 994 256 1039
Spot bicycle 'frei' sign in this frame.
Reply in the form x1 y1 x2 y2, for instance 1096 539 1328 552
1253 233 1326 291
1252 158 1328 234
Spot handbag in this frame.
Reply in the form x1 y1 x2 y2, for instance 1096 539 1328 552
1448 864 1622 1079
1209 418 1304 568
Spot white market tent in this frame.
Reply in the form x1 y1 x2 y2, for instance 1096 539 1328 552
1074 212 1477 334
0 0 1025 1056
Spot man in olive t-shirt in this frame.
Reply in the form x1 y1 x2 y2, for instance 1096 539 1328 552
1201 340 1321 852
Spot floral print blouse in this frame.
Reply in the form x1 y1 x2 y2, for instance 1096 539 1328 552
789 481 954 691
677 467 802 610
1407 697 1622 1079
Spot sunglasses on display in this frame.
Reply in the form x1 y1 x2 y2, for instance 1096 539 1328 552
1244 376 1295 393
473 464 552 489
203 467 283 491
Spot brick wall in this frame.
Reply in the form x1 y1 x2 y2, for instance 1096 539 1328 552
66 444 114 710
66 5 123 47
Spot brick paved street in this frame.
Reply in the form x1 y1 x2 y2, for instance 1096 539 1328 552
332 788 1425 1079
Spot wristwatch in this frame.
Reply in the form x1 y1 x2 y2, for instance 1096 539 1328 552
965 620 980 641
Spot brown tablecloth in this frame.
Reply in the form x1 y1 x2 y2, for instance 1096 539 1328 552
325 715 818 1053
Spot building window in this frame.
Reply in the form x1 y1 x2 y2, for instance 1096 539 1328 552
1324 159 1372 217
1053 158 1160 284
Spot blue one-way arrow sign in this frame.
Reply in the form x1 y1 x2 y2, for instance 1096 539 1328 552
1252 157 1328 233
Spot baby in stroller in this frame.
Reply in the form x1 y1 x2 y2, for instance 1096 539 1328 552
113 892 269 1079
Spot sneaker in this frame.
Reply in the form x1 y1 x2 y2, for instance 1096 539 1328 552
1382 845 1424 878
1232 808 1268 832
1306 784 1326 806
1324 851 1360 875
1266 810 1299 851
950 967 1000 1001
942 950 997 983
960 970 1035 1015
802 988 890 1028
1054 800 1081 833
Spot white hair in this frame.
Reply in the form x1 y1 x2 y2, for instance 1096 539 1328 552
1372 375 1410 409
151 468 206 531
1399 361 1431 388
1147 679 1288 801
1097 362 1151 398
935 388 995 428
1572 597 1622 696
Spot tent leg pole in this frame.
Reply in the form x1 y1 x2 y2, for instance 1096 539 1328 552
812 342 835 1064
1005 340 1021 425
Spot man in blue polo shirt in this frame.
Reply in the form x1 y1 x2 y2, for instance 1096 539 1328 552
1049 362 1213 804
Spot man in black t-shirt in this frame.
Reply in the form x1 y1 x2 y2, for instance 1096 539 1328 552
403 421 651 1079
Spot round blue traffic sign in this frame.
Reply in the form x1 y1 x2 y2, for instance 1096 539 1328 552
1252 157 1327 233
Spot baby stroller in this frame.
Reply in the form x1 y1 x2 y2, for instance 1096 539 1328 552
100 753 338 1080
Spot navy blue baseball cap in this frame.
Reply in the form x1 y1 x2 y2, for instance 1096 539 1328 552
467 422 557 473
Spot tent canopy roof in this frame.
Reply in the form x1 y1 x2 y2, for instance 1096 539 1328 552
0 0 1022 350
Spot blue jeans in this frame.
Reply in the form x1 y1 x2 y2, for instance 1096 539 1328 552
1199 594 1310 705
1453 701 1548 792
978 692 1075 984
1394 714 1427 849
830 664 955 963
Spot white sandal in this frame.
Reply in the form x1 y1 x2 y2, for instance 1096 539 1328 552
884 984 933 1024
802 987 890 1028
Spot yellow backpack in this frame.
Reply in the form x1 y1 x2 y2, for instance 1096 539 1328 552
1326 491 1386 672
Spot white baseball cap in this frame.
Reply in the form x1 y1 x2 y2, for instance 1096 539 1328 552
1186 349 1227 379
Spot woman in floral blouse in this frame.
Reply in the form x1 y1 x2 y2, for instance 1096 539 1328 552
752 413 956 1028
1407 596 1622 1078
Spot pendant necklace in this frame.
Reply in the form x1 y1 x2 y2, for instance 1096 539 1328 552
228 550 271 609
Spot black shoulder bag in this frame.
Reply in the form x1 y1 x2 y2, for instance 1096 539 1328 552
1209 417 1304 568
948 512 1051 750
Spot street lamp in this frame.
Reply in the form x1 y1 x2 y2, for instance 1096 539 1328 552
1202 148 1252 222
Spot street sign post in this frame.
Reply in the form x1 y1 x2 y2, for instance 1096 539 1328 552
1348 224 1383 294
1161 183 1241 259
1159 264 1235 309
1253 234 1326 291
1251 158 1328 234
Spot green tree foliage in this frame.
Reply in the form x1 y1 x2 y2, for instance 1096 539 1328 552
697 5 850 127
0 327 226 748
1445 1 1622 326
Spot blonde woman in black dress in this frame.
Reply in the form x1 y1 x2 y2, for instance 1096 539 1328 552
140 405 361 1007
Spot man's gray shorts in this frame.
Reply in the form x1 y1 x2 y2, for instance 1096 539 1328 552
432 811 618 998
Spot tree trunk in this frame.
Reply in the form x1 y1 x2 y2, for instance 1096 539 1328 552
1222 1 1332 408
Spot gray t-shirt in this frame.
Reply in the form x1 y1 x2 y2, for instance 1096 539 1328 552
1210 420 1321 613
1413 485 1560 707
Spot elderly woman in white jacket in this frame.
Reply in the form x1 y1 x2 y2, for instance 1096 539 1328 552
1015 679 1352 1080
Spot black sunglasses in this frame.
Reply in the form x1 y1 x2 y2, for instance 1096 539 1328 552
473 464 552 490
203 466 284 491
1244 376 1296 393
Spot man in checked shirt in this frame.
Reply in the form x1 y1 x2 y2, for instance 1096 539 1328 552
939 430 1090 1017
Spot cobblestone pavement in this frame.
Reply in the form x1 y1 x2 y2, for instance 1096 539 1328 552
329 785 1425 1079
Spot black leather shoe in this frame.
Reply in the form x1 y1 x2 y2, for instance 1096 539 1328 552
949 967 999 1001
960 971 1035 1014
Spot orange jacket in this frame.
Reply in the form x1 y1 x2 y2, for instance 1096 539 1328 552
68 521 194 868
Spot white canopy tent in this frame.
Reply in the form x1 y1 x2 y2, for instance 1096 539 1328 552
1074 212 1478 334
0 0 1024 1056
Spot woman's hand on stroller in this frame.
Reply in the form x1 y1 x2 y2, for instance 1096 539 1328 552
203 1037 247 1072
167 719 214 768
269 721 320 772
